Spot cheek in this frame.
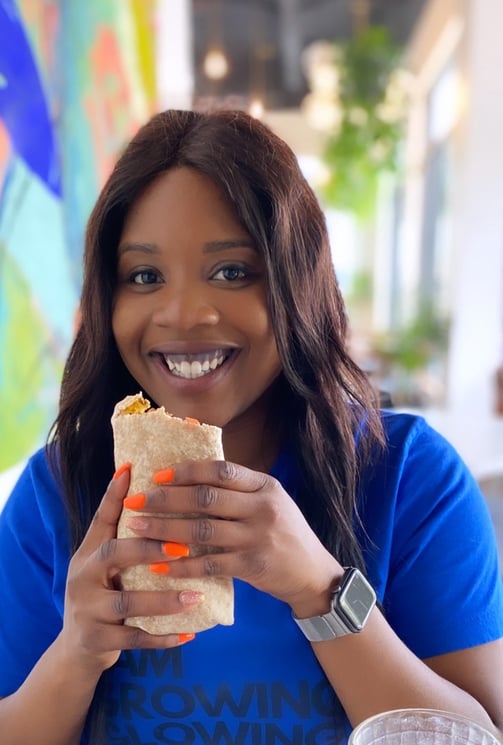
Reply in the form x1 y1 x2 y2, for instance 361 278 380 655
244 306 281 367
112 297 137 351
258 296 278 343
235 300 271 341
240 287 273 336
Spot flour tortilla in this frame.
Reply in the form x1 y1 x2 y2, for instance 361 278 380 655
112 393 234 634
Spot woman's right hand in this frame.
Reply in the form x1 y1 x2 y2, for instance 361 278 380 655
59 465 200 677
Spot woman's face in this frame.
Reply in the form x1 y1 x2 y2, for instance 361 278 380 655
112 166 282 430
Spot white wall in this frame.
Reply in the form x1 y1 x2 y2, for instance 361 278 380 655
446 0 503 415
405 0 503 417
156 0 194 109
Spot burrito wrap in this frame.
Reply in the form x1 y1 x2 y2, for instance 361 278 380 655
112 393 234 634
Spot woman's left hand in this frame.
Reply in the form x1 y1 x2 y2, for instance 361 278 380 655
123 460 343 616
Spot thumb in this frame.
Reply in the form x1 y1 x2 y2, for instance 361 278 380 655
77 462 131 555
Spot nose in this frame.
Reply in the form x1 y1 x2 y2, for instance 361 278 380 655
151 285 220 330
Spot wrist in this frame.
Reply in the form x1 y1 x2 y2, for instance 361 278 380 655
292 567 377 642
54 632 112 686
288 567 346 620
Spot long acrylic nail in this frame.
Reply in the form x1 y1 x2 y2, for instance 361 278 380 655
149 562 170 574
113 462 131 480
123 493 146 510
162 542 190 558
153 467 175 484
179 591 204 606
178 633 195 644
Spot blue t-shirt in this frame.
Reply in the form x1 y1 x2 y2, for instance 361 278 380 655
1 412 502 745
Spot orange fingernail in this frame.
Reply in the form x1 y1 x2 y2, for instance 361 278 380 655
162 542 190 558
178 633 195 644
184 417 200 425
149 562 170 574
123 492 146 510
153 467 175 484
113 462 131 480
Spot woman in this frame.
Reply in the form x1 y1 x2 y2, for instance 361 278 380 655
0 109 502 745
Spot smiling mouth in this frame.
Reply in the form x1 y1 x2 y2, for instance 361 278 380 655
160 349 235 379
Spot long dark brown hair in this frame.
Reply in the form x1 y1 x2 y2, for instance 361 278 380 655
50 108 384 566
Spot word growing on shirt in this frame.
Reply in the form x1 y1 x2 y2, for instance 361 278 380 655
106 650 348 745
107 719 343 745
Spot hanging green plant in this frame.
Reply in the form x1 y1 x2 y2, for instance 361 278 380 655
320 26 409 222
371 304 450 374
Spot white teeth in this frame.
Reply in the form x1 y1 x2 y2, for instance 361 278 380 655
162 351 229 379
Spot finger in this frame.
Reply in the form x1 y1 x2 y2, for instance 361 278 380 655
153 460 272 494
78 464 131 555
126 483 253 520
123 461 281 521
115 625 196 650
124 513 247 550
88 623 196 652
88 535 191 579
162 550 265 585
99 588 204 624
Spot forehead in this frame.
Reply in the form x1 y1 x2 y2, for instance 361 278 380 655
122 167 242 235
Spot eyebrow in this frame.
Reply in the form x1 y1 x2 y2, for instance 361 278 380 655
118 239 256 256
202 239 256 253
118 242 159 256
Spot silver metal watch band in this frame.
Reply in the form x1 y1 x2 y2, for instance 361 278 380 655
291 567 376 642
292 607 354 642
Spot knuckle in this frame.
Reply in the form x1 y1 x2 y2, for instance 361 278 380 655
241 551 268 579
153 486 168 504
195 483 219 510
216 460 239 483
194 518 215 544
265 498 282 523
125 624 145 649
97 539 118 563
136 537 153 553
260 473 277 492
203 556 221 577
112 590 131 619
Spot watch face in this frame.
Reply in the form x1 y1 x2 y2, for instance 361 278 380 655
339 570 376 630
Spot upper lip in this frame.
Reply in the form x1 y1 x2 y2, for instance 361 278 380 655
149 341 239 355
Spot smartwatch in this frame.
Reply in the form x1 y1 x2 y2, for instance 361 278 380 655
292 567 376 642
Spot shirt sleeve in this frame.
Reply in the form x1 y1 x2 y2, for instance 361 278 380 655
382 417 503 658
0 450 69 697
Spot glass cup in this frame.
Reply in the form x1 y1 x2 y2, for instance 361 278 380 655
349 709 502 745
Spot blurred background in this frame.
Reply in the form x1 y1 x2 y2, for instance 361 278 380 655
0 0 502 550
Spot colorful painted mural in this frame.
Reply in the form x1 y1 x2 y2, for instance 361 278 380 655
0 0 156 480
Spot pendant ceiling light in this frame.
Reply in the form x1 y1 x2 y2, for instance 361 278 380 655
202 0 229 81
